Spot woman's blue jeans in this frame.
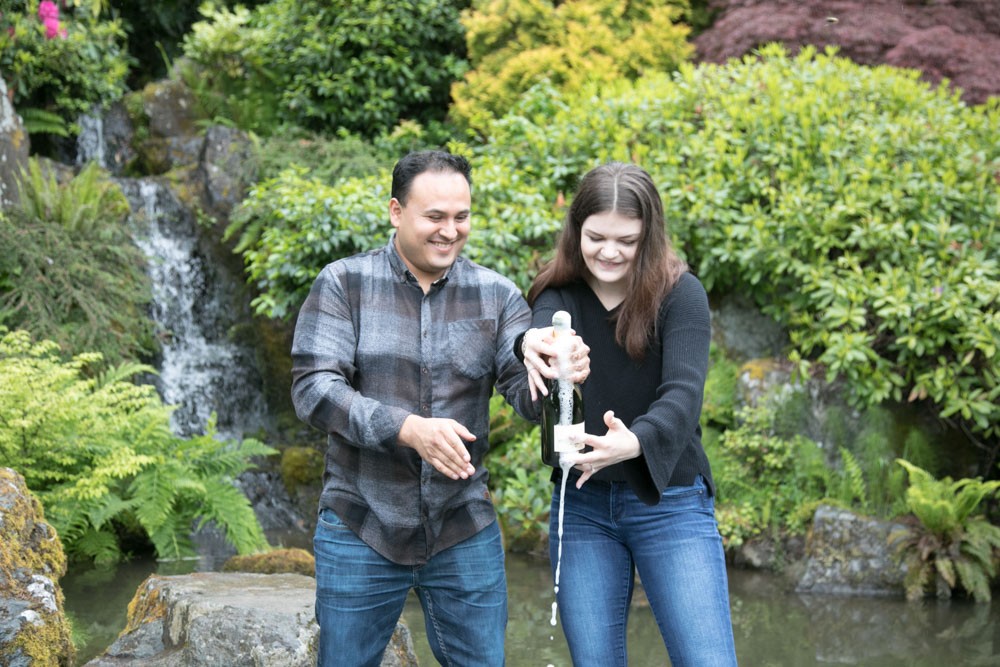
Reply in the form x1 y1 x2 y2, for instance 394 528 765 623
313 508 507 666
549 475 737 666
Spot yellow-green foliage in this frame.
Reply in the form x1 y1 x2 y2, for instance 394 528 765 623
0 468 75 666
0 329 276 564
222 548 315 577
451 0 692 132
891 460 1000 602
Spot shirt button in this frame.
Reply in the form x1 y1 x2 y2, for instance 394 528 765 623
423 330 428 337
421 367 428 374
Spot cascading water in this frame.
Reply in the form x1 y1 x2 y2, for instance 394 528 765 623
117 178 270 440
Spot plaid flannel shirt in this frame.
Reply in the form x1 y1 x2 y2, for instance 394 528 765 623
291 236 538 565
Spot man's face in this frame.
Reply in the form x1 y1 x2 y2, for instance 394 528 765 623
390 170 471 290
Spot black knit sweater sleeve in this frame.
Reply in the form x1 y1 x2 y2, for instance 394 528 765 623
628 273 711 499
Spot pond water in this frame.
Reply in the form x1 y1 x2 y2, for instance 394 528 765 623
63 547 1000 666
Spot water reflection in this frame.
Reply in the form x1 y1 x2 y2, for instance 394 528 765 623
63 551 1000 665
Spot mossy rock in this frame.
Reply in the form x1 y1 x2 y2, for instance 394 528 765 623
281 446 324 493
0 467 75 666
221 548 315 577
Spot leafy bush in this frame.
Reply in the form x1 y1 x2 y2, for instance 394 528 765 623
474 44 1000 472
233 45 1000 473
106 0 268 86
707 405 830 546
0 160 155 367
253 125 395 184
486 425 550 553
451 0 692 133
226 148 563 318
0 330 276 564
180 0 468 137
0 1 129 140
890 460 1000 602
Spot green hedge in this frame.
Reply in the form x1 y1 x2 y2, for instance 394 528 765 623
233 45 1000 463
181 0 468 137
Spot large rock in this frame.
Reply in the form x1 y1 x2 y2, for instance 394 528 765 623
696 0 1000 105
0 77 29 209
0 467 74 666
84 572 418 666
796 505 908 596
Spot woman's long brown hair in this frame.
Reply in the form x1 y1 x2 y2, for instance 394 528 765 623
527 162 688 361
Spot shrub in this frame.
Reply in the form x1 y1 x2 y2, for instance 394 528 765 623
451 0 692 133
233 45 1000 473
106 0 268 86
181 0 468 137
0 1 129 142
0 160 155 367
0 330 276 564
253 126 396 185
475 44 1000 473
486 426 551 553
890 460 1000 602
226 148 563 319
708 405 830 545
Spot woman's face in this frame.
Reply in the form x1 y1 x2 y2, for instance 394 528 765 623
579 212 643 290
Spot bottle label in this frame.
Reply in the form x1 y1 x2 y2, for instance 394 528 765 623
553 422 585 452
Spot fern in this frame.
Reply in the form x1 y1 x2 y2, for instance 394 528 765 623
0 329 277 563
838 447 867 509
18 108 70 137
891 459 1000 602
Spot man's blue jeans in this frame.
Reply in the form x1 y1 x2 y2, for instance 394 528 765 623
313 508 507 666
549 474 737 666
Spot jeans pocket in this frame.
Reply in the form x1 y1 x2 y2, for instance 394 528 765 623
318 508 350 530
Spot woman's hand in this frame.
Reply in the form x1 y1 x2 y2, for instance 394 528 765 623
568 410 641 488
522 327 590 401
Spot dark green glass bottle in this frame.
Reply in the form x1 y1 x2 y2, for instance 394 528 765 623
540 311 586 467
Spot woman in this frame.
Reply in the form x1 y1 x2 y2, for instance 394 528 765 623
519 162 737 666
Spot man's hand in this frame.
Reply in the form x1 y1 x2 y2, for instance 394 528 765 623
522 327 591 401
565 410 641 488
398 415 477 480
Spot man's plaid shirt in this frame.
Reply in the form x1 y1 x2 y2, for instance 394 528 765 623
291 236 539 565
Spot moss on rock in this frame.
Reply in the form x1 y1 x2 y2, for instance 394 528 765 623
221 548 315 577
280 446 324 494
0 468 75 666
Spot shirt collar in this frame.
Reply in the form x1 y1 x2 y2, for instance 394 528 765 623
385 232 457 288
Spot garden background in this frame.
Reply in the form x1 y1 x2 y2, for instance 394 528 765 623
1 0 999 664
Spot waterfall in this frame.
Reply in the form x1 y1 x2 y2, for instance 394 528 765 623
76 112 105 168
118 178 270 440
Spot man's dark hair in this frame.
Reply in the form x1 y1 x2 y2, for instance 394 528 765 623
391 150 472 205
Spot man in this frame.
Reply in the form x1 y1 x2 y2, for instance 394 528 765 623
291 150 586 666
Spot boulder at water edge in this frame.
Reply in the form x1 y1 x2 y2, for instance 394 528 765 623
796 504 908 596
84 572 418 666
0 467 74 666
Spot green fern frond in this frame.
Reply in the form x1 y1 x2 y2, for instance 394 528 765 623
954 559 992 603
86 492 140 531
934 557 956 589
73 527 122 567
19 108 70 137
148 514 197 561
194 480 268 554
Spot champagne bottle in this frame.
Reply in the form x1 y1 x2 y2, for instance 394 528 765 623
540 311 586 467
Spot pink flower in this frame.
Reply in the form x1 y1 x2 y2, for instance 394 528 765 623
43 17 61 39
38 1 59 22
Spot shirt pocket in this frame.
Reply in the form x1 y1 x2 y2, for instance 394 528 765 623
446 319 496 379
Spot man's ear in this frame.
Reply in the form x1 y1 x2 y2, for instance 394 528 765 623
389 198 402 228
